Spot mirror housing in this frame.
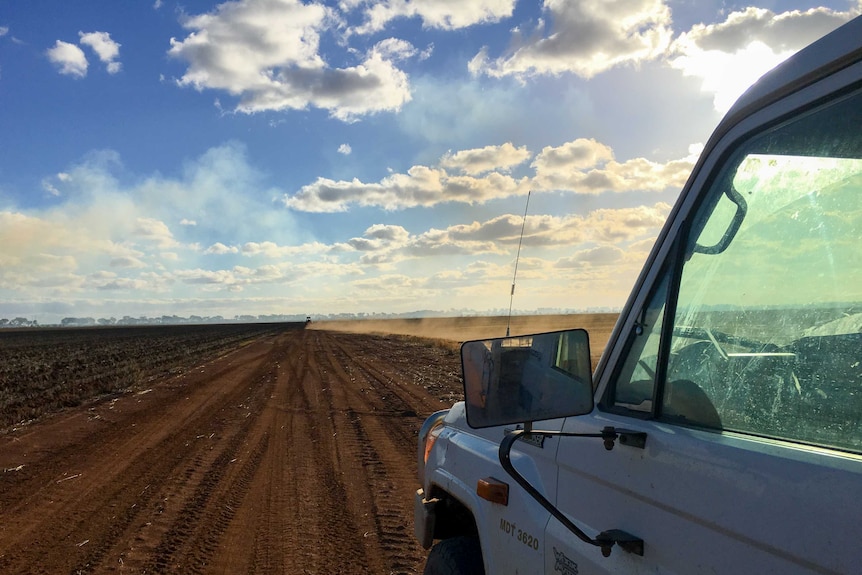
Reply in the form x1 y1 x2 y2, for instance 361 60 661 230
461 329 593 428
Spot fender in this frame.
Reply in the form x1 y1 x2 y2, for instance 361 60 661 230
421 402 556 574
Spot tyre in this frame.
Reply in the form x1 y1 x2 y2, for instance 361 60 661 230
423 536 485 575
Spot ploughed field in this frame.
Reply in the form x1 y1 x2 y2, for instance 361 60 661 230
0 316 617 574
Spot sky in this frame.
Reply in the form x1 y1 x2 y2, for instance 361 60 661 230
0 0 860 323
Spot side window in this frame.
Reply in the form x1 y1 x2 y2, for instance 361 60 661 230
609 272 670 413
614 88 862 454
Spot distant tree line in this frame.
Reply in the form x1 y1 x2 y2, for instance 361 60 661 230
0 307 621 329
0 317 39 328
0 314 311 328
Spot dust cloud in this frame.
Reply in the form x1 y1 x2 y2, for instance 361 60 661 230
309 314 620 363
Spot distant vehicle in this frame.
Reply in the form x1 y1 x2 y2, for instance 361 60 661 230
414 15 862 575
306 316 312 324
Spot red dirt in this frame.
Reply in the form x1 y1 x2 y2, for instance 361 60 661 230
0 328 462 574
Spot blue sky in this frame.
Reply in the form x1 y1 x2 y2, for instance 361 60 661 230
0 0 859 322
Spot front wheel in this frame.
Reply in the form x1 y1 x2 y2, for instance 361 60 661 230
423 536 485 575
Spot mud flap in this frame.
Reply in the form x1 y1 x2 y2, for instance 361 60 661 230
414 489 438 549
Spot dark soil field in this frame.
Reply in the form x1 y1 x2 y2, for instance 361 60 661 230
0 323 295 430
0 315 618 574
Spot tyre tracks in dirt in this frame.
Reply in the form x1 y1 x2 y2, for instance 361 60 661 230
0 327 461 574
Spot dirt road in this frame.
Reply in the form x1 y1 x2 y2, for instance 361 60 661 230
0 328 462 574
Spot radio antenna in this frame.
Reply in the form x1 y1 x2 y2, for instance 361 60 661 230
506 190 531 337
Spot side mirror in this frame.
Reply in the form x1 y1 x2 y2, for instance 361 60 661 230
461 329 593 428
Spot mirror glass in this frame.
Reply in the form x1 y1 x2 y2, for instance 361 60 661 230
461 329 594 428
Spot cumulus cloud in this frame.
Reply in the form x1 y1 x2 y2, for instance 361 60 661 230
676 6 853 54
46 32 122 77
168 0 412 120
532 138 692 194
556 245 626 268
442 205 670 249
205 242 239 255
286 137 690 211
110 256 147 269
133 218 179 248
440 143 530 175
286 165 530 212
1 123 679 318
352 0 515 34
79 31 122 74
333 202 670 267
669 6 858 111
174 268 243 286
584 204 671 242
338 143 352 155
342 221 500 265
46 40 88 77
372 38 418 61
469 0 672 80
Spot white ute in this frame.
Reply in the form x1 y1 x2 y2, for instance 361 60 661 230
415 14 862 575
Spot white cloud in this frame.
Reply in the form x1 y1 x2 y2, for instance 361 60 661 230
532 138 613 171
174 268 243 286
287 137 691 211
668 6 859 112
168 0 411 120
439 204 670 249
372 38 418 61
79 31 122 74
440 143 530 175
205 242 239 255
46 40 88 77
338 143 352 155
286 165 530 212
469 0 672 80
0 26 8 37
582 204 671 242
133 218 179 248
352 0 515 34
41 178 61 197
532 138 692 194
348 224 414 257
180 218 197 226
334 202 670 268
364 223 410 242
552 245 635 273
110 256 147 269
336 199 662 308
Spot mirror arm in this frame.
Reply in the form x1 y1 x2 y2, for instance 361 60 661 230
499 428 645 557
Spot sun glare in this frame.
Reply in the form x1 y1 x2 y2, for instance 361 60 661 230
673 41 793 113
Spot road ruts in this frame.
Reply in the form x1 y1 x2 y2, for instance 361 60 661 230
0 327 461 574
